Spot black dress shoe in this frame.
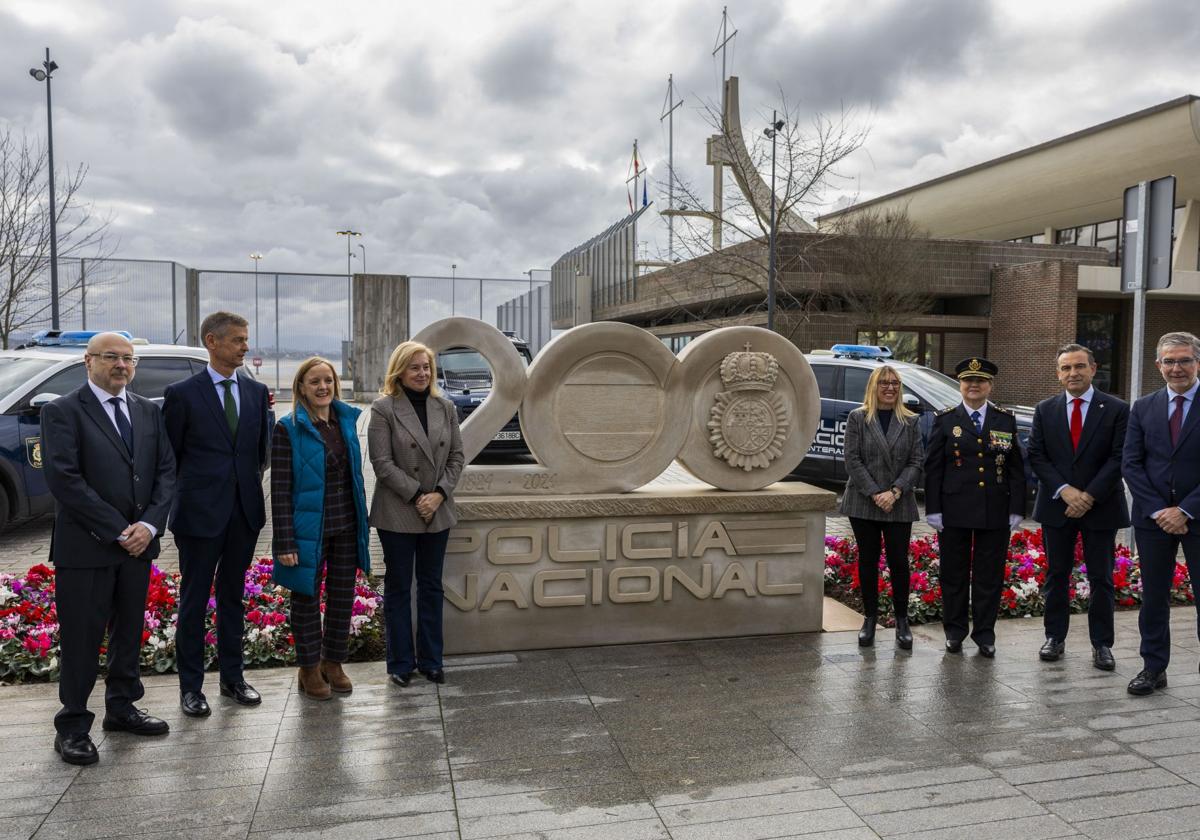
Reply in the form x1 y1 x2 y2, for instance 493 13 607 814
180 690 211 718
858 616 877 647
54 732 99 766
945 639 963 653
1039 637 1065 662
219 680 262 706
102 707 169 736
389 672 412 687
978 644 997 658
1128 669 1167 695
1093 646 1116 671
895 616 913 651
420 668 446 684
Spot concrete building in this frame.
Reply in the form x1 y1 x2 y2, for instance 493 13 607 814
552 95 1200 404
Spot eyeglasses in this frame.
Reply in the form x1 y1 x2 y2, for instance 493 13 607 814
878 381 901 389
1158 357 1198 368
88 352 139 366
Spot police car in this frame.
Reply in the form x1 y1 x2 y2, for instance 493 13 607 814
0 330 271 531
437 332 533 457
793 344 1035 488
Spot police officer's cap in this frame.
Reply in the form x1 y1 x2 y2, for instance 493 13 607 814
955 357 998 380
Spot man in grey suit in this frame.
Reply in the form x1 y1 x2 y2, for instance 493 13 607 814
41 332 176 765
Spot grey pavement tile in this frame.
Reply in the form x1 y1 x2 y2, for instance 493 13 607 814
0 815 46 840
58 750 272 783
622 740 801 776
651 775 826 808
447 744 628 782
452 764 639 800
0 777 73 802
635 755 822 803
30 804 254 840
249 791 455 832
1047 783 1200 823
97 735 277 760
270 729 446 759
802 745 973 781
655 788 845 827
663 805 867 840
261 764 451 792
1106 719 1200 743
265 745 450 774
0 797 58 820
954 726 1125 767
1127 733 1200 758
256 776 450 812
842 777 1022 816
454 781 649 820
459 802 658 840
1085 704 1200 731
1017 766 1186 803
248 810 458 840
470 819 670 840
859 794 1046 836
887 813 1081 840
45 785 260 823
995 753 1153 785
830 764 995 798
1155 751 1200 784
61 767 268 800
447 730 616 766
1071 803 1200 840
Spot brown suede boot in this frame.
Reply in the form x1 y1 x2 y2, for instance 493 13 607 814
298 665 331 700
321 660 353 694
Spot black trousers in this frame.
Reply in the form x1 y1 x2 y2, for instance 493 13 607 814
938 526 1009 646
1042 523 1116 647
1135 526 1200 673
290 531 359 667
849 517 912 618
379 529 449 675
175 503 259 692
54 556 151 735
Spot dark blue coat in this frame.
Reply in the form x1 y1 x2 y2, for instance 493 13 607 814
163 369 269 538
1123 387 1200 533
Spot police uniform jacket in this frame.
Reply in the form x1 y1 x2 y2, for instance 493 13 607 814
924 402 1026 530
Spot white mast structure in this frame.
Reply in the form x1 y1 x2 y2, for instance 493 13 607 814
711 6 737 250
660 74 684 262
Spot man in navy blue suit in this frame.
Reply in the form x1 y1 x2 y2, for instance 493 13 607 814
1028 343 1128 671
1124 331 1200 696
164 311 270 716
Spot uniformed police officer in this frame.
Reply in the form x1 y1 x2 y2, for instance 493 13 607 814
924 357 1026 657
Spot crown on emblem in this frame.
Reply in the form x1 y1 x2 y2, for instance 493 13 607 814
719 343 779 392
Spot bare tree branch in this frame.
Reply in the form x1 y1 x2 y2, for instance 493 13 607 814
0 127 117 348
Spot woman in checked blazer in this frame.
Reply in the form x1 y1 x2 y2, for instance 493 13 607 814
368 341 464 687
839 365 923 650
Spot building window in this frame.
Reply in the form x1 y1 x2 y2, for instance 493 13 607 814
1076 310 1120 393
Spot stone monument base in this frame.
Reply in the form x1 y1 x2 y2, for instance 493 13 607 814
441 481 837 655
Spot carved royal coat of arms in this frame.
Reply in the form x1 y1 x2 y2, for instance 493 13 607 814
707 344 789 471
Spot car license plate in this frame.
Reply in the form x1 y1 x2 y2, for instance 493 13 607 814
492 430 521 441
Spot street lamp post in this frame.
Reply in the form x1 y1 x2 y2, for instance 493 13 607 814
451 263 457 315
249 253 262 351
29 48 60 330
763 112 785 332
336 229 361 342
358 243 366 275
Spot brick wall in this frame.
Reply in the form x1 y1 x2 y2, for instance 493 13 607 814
1129 299 1200 397
989 260 1079 406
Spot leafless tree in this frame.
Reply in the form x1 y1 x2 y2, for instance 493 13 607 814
648 89 868 342
829 206 935 346
0 127 116 348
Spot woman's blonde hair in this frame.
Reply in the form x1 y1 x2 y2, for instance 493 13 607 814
381 341 441 398
862 365 915 424
292 356 341 415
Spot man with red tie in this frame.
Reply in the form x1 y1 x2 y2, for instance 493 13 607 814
1124 331 1200 695
1028 344 1129 671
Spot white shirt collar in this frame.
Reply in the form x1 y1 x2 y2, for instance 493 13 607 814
1065 386 1094 404
87 379 127 405
961 401 987 420
207 364 238 385
1171 380 1200 402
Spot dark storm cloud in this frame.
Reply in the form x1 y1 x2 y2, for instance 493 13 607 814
476 27 573 104
737 0 994 111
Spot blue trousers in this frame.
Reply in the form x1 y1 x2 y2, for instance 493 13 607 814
1135 526 1200 672
379 529 449 675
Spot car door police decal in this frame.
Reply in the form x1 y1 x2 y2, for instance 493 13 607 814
808 417 847 458
25 437 42 469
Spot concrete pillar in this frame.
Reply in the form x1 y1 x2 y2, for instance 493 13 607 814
1173 199 1200 272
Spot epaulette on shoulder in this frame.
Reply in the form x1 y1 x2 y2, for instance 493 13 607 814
935 406 956 417
991 402 1013 415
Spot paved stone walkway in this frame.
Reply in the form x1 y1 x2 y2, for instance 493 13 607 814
5 609 1200 839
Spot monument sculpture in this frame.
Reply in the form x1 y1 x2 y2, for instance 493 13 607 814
409 317 834 653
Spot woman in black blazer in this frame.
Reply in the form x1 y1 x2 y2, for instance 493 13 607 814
839 365 923 649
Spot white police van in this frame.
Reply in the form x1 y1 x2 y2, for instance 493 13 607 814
793 344 1034 488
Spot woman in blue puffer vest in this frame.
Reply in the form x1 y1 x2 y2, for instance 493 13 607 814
271 357 370 700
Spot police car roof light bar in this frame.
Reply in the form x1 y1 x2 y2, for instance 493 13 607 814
30 329 134 347
830 344 893 360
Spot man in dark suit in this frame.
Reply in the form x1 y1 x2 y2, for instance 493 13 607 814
164 311 270 716
1028 343 1129 671
925 357 1026 658
1124 331 1200 696
41 332 175 765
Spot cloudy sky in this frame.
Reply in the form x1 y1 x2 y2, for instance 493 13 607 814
4 0 1200 282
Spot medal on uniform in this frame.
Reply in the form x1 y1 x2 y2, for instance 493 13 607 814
952 426 962 438
988 430 1012 451
996 454 1005 465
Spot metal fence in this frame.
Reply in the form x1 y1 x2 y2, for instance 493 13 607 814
407 275 551 338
